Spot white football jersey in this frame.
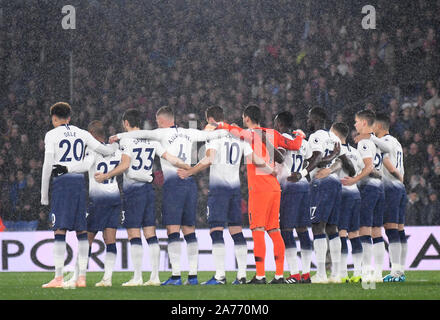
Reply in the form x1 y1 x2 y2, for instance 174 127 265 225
117 126 228 182
307 129 345 180
84 148 122 200
357 138 381 187
44 124 115 172
205 133 253 190
374 134 404 186
276 134 312 188
337 144 364 192
119 136 165 189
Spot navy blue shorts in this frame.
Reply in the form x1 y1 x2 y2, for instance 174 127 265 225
50 174 87 231
280 182 311 229
384 183 407 225
338 189 361 232
309 177 341 225
162 177 198 227
206 186 243 228
87 196 122 232
122 183 155 228
359 184 385 227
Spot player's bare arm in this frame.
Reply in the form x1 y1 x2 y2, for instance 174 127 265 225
341 157 374 186
162 151 191 171
177 148 216 179
287 150 322 183
315 158 343 179
317 142 341 168
383 156 403 183
95 154 130 183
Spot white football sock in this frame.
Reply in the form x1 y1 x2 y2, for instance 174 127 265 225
53 240 66 278
77 239 89 277
352 252 363 277
300 249 312 274
285 247 299 275
186 241 199 276
340 252 348 278
373 241 385 277
168 241 181 276
329 236 341 278
212 243 226 279
148 242 160 281
400 242 408 274
103 251 116 280
389 242 401 275
234 244 247 279
314 238 327 277
130 243 143 281
361 241 372 275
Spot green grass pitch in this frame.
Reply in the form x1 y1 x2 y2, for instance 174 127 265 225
0 271 439 300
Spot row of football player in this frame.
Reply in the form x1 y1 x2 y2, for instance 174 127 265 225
41 102 406 287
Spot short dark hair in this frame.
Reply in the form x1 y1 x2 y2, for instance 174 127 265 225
331 122 349 138
243 104 261 124
50 102 71 119
156 105 174 119
309 107 327 122
356 109 376 126
275 111 293 128
122 108 142 128
87 120 105 140
205 106 224 122
375 112 390 130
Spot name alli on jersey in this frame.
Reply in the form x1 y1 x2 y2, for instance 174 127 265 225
168 133 191 144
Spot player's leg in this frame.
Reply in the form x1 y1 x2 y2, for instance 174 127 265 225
142 185 161 285
359 185 377 281
348 198 363 282
162 224 183 285
227 190 248 284
182 225 198 285
339 229 349 282
228 226 247 284
247 191 269 284
202 191 228 285
143 226 161 285
326 223 341 283
266 191 285 284
326 182 342 283
279 189 300 283
96 228 117 287
398 188 408 281
296 226 313 283
42 229 67 288
294 188 313 283
372 187 386 282
181 179 199 285
124 228 144 286
202 226 226 285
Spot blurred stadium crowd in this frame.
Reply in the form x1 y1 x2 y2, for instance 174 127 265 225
0 0 439 230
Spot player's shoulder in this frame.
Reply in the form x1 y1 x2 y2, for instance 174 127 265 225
357 138 375 151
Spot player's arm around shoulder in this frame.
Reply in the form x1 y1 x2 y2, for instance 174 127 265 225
177 148 216 179
95 154 130 183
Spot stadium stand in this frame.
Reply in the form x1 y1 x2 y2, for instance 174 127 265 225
0 0 439 230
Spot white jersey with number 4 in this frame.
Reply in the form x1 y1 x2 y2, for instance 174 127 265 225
205 133 253 190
